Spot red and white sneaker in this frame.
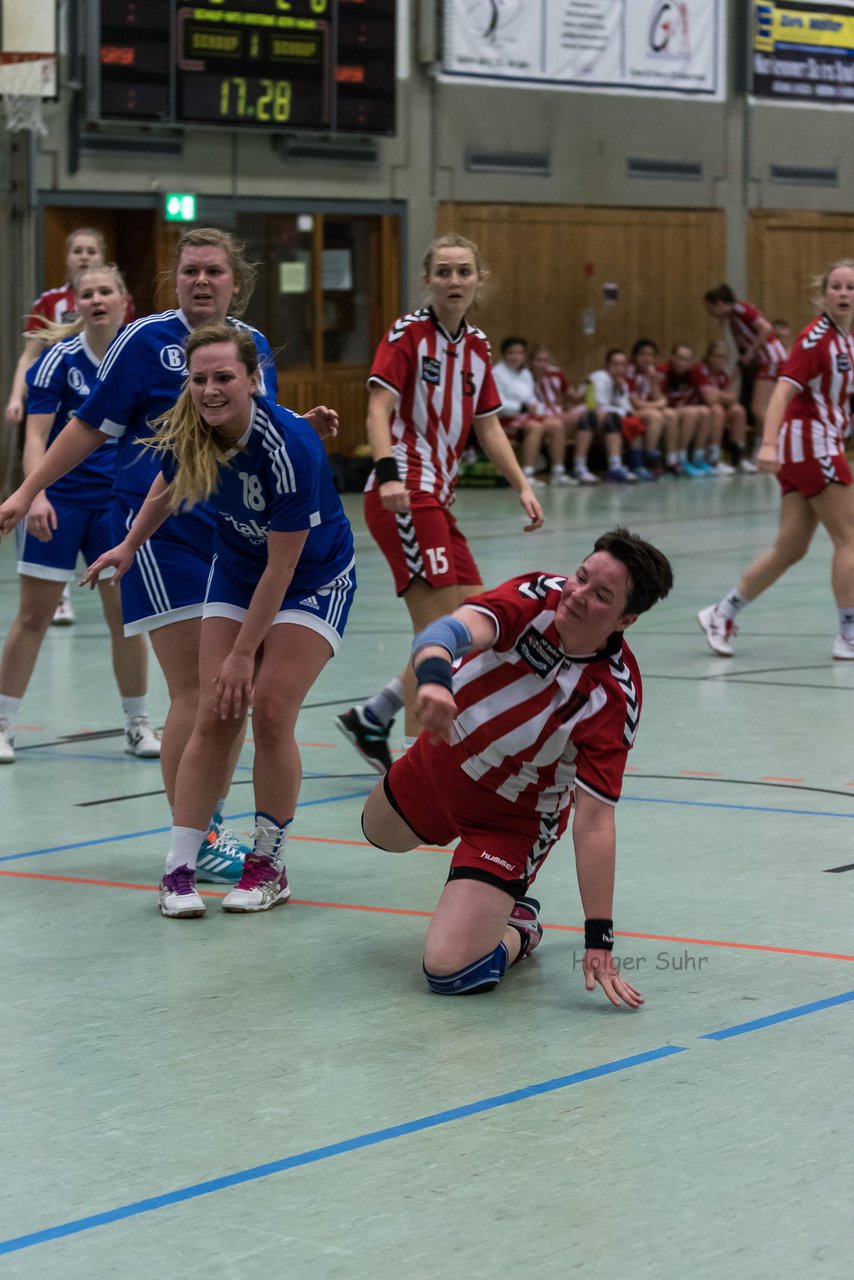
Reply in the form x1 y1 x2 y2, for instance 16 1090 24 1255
697 605 737 657
509 896 543 957
221 854 291 913
832 634 854 661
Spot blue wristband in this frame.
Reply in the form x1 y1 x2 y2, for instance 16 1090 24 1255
412 616 473 661
415 655 454 692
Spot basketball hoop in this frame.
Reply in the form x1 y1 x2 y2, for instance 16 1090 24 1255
0 53 55 137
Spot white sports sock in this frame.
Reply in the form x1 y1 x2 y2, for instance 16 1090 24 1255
0 694 22 728
121 695 148 727
838 608 854 642
551 464 566 475
718 589 748 622
253 812 292 864
165 826 207 874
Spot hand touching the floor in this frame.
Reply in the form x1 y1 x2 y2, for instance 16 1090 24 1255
583 950 644 1008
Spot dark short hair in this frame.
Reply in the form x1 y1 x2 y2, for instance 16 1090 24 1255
605 347 626 364
592 527 674 615
704 284 737 306
631 338 658 359
500 335 528 355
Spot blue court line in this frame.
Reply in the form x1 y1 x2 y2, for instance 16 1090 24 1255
0 790 372 863
623 794 854 821
0 1044 685 1256
699 988 854 1040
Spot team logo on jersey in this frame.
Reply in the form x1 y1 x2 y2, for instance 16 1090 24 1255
421 355 442 385
67 367 89 394
160 344 187 372
836 351 851 374
515 627 562 677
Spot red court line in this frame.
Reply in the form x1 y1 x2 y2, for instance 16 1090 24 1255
762 776 803 783
680 770 721 777
1 868 852 961
288 834 449 852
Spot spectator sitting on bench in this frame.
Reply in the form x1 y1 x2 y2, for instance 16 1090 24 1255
492 337 573 488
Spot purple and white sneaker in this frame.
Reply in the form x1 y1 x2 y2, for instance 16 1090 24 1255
509 896 543 956
159 864 206 918
221 854 291 913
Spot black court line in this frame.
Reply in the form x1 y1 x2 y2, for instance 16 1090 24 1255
823 862 854 873
646 673 854 692
631 773 854 802
76 773 379 807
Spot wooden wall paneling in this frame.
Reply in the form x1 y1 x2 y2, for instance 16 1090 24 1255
436 203 725 384
282 370 369 455
748 211 854 335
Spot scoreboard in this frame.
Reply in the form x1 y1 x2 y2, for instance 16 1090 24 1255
89 0 396 135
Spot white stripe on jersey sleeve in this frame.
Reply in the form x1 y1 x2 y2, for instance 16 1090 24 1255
96 310 181 379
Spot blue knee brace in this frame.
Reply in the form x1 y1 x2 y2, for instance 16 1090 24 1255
423 943 508 995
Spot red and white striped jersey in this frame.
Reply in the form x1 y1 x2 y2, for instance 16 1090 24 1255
728 300 769 355
448 573 642 815
778 313 854 463
534 365 570 415
365 307 501 506
627 363 662 402
697 363 731 392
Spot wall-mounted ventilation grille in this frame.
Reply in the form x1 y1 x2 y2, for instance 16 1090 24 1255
79 132 183 156
272 136 379 165
770 163 838 186
464 149 550 176
627 157 703 181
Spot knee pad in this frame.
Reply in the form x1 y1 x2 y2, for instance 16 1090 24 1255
603 413 623 434
423 943 508 995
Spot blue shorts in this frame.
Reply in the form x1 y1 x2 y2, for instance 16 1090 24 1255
203 555 356 654
112 494 217 636
16 499 113 582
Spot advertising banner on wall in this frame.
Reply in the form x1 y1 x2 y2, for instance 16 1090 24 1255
440 0 726 100
750 0 854 105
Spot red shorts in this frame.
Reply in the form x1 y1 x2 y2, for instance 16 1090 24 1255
499 412 545 441
777 453 852 498
364 488 481 596
383 734 571 894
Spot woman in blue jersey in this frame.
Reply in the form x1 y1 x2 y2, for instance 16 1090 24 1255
0 229 287 876
0 265 158 764
82 323 355 918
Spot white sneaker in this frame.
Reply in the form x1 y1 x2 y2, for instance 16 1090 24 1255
832 634 854 661
51 595 75 626
574 467 600 485
523 473 546 488
0 721 15 764
125 717 162 758
159 865 206 918
714 460 736 476
221 855 291 913
738 458 759 474
550 470 578 487
697 605 737 657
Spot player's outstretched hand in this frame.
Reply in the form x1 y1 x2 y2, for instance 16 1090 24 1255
0 489 32 537
79 541 136 589
213 652 254 721
582 949 644 1009
26 493 57 543
519 486 545 532
303 405 339 441
756 441 778 475
379 479 410 514
415 683 457 745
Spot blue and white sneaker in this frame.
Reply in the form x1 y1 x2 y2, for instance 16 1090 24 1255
195 812 250 884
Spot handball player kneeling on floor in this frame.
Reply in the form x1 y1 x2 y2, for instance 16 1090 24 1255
361 528 673 1005
82 323 355 919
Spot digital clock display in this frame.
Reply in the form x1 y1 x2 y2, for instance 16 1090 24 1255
95 0 395 135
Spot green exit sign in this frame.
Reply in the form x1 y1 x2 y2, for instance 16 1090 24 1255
164 193 197 222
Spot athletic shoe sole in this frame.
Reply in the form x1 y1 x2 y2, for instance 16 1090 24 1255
334 714 390 774
696 607 733 657
221 884 291 913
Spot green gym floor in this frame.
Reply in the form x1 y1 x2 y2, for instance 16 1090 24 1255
1 477 852 1279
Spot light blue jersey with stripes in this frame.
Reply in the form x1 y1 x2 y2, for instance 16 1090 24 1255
160 397 354 593
78 309 278 499
25 334 117 503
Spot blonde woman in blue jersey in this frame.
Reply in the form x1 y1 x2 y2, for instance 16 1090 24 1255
82 324 355 919
0 265 158 763
0 230 276 878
